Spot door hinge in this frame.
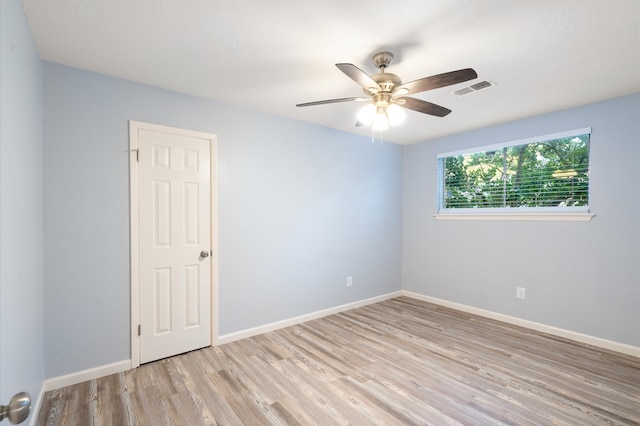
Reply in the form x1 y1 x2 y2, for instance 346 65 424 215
137 324 141 336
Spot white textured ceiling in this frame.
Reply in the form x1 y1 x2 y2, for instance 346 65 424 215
22 0 640 145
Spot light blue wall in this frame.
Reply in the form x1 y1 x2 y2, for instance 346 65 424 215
34 46 640 379
403 93 640 346
0 0 45 408
43 63 403 378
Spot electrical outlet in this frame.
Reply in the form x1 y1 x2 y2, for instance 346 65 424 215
516 286 526 300
347 276 353 287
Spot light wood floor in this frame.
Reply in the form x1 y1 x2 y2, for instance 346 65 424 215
37 297 640 425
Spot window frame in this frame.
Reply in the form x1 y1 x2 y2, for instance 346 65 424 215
435 128 594 222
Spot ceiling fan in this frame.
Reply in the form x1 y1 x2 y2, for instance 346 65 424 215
296 51 477 131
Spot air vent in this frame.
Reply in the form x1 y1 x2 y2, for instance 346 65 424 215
452 87 474 96
451 80 495 96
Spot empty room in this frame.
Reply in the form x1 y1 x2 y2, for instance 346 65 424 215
1 0 639 425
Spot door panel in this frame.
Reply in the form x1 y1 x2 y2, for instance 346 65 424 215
154 268 172 334
138 128 211 364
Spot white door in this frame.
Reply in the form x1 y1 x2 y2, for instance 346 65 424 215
135 123 215 364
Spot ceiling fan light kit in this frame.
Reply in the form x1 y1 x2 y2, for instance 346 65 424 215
356 102 406 131
296 51 478 133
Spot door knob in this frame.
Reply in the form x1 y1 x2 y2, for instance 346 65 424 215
200 250 210 258
0 392 31 424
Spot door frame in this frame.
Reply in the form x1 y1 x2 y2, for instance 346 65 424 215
129 120 219 368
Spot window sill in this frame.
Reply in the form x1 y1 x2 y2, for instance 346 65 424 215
434 213 594 222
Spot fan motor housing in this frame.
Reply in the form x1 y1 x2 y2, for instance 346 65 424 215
372 72 401 92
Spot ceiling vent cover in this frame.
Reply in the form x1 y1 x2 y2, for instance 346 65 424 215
452 80 495 96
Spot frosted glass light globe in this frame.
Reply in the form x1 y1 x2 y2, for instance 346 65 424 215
357 104 375 125
387 104 406 126
372 113 389 131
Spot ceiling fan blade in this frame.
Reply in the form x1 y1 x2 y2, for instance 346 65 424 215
336 63 381 91
396 68 477 95
397 97 452 117
296 97 368 107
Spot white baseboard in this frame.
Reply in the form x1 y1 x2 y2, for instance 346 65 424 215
402 290 640 358
44 359 131 391
41 289 636 397
216 291 403 345
28 382 46 426
41 292 403 392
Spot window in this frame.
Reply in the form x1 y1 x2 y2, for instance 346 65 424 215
437 128 592 220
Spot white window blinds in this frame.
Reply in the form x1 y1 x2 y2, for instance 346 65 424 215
437 128 591 213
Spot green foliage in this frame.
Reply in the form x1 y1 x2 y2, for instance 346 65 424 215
443 135 590 209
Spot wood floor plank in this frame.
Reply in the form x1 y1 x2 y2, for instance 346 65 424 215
36 296 640 425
